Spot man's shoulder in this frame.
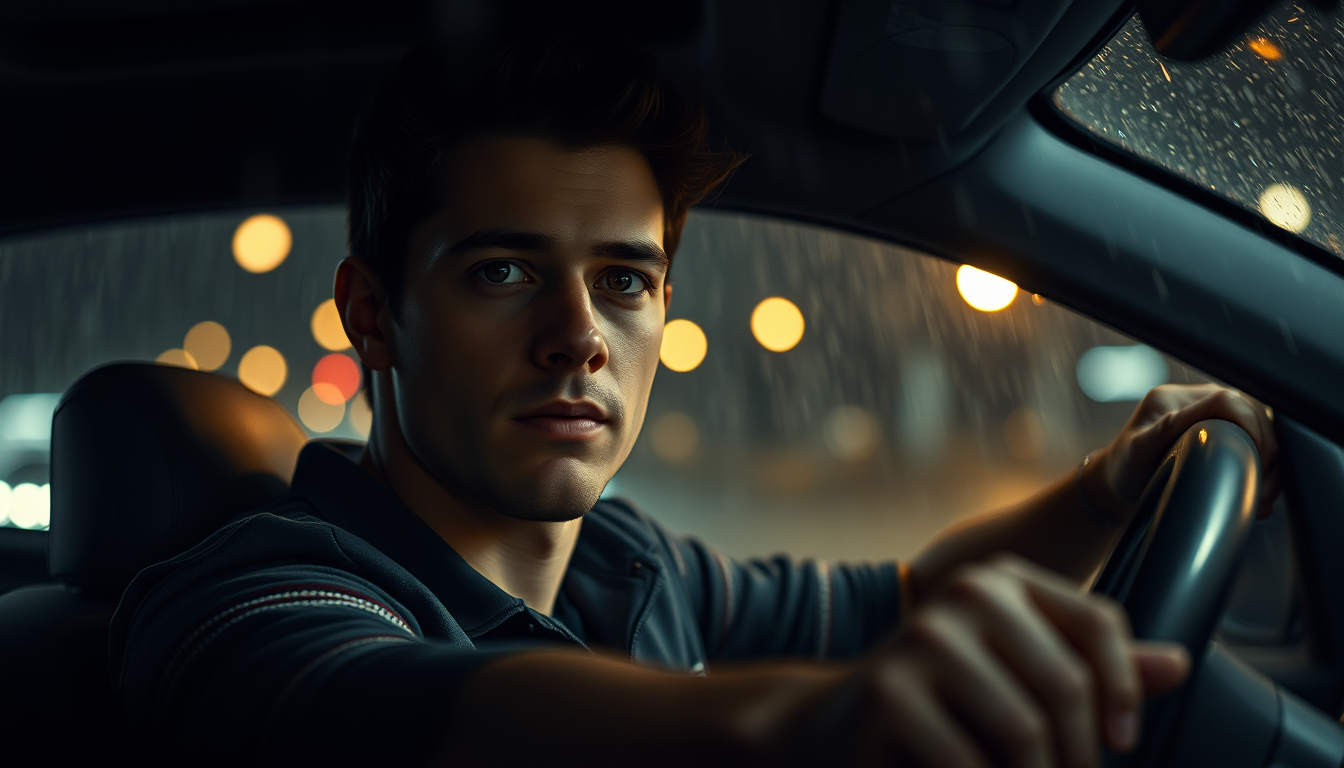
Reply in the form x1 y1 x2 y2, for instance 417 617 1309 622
112 494 421 634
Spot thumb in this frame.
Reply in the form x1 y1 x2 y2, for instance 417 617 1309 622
1131 642 1191 697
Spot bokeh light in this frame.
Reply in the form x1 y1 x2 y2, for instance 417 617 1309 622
956 265 1018 312
348 392 372 438
298 385 345 433
1248 37 1283 61
750 297 805 352
1258 183 1311 233
311 298 352 351
9 483 49 529
1003 407 1045 462
660 319 708 372
822 405 880 462
232 214 292 274
0 481 10 526
1076 345 1168 402
183 320 231 371
650 411 699 462
238 345 287 396
312 353 361 403
156 349 198 370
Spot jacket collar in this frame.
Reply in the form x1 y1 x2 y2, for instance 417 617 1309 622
288 441 525 637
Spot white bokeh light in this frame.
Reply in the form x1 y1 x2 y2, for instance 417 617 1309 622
1076 345 1169 402
9 482 49 529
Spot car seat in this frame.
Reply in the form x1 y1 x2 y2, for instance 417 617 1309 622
0 362 309 767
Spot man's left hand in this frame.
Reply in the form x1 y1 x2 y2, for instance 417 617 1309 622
1087 384 1281 523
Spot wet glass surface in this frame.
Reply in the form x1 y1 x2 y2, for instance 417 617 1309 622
0 209 1208 551
1054 2 1344 256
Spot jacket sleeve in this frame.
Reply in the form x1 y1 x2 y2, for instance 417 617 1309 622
632 505 903 662
109 511 512 767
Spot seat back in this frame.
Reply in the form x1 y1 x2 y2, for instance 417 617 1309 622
0 362 307 767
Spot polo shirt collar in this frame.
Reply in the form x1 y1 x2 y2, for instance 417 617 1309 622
288 441 524 638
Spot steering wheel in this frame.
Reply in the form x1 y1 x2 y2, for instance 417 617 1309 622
1092 419 1261 767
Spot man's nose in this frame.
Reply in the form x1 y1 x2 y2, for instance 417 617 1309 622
532 280 609 374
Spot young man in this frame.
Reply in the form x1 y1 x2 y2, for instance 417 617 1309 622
112 39 1278 767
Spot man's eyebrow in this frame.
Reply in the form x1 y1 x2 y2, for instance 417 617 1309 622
594 240 670 270
446 228 556 256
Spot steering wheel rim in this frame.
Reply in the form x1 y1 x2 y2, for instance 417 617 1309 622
1093 419 1261 767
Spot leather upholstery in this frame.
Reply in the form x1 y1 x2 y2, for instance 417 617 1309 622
0 362 311 766
48 362 307 595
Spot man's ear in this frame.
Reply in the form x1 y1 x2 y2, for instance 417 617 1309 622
334 257 394 371
663 279 673 314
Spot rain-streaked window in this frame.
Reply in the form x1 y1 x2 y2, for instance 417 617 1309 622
1 209 1208 548
1053 2 1344 256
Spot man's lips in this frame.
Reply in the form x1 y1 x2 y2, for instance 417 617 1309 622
513 400 609 440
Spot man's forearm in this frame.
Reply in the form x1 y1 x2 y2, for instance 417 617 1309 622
436 650 834 767
907 454 1126 606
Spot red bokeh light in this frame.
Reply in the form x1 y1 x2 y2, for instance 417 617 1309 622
312 353 361 403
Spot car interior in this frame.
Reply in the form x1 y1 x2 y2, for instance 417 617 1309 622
2 1 1344 766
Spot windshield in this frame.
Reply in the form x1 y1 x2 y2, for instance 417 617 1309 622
0 209 1211 555
1053 1 1344 258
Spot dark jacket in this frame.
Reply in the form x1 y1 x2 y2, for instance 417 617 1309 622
110 441 901 766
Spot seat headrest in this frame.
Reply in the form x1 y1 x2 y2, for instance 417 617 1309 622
49 362 308 594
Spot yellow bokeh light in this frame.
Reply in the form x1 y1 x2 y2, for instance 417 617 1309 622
298 385 345 433
238 345 287 396
650 411 700 462
183 320 231 371
660 319 708 372
348 391 372 438
232 214 292 274
750 297 805 352
1259 183 1311 233
311 298 352 351
156 349 198 370
956 265 1018 312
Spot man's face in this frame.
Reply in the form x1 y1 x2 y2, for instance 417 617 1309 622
390 136 668 521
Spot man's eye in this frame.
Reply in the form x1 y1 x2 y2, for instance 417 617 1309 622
479 262 526 285
601 269 647 294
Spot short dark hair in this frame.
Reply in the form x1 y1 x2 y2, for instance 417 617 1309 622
346 35 745 303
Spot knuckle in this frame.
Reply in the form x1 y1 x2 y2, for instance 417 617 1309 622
947 566 999 604
1081 600 1122 640
908 612 956 653
1046 663 1092 707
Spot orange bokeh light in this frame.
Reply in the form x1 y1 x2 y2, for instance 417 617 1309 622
1248 38 1282 61
312 353 361 403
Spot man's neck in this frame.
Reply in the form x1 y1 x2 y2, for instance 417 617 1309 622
358 416 581 616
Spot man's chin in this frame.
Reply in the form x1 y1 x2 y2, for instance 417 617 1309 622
487 457 608 522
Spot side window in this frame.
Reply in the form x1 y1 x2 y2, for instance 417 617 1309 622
613 212 1211 561
0 208 1210 546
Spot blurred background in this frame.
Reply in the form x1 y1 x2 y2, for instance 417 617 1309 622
0 206 1209 560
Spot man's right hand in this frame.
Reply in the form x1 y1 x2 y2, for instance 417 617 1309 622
781 554 1190 768
442 555 1189 768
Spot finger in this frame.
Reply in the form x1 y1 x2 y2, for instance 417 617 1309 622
997 558 1142 753
947 565 1098 768
1132 642 1191 697
871 661 991 768
1164 389 1276 464
910 607 1051 768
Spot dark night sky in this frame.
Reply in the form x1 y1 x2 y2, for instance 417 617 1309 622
1055 1 1344 259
